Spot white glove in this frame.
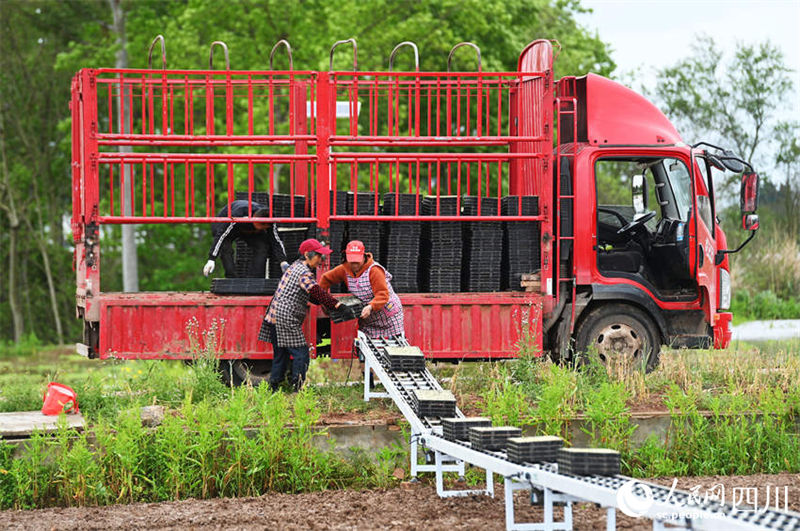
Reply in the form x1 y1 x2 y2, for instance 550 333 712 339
203 259 215 277
280 261 290 272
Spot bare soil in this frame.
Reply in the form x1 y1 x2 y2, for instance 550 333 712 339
4 473 798 530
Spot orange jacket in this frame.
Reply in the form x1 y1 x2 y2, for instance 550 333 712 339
320 253 389 311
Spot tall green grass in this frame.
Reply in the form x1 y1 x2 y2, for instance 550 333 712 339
459 340 800 479
0 385 401 510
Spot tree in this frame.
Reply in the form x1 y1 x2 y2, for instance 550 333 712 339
2 0 616 343
653 35 794 196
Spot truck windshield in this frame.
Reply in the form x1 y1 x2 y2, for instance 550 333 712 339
663 158 692 221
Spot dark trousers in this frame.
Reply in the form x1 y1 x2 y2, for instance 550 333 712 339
270 345 310 391
219 234 268 278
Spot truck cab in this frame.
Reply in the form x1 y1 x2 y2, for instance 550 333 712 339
551 74 758 369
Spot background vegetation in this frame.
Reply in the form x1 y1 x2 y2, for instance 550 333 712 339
1 339 798 509
0 0 797 343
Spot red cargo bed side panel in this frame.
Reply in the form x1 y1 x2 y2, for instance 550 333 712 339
332 292 543 360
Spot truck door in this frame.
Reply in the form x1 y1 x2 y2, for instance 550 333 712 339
690 152 717 317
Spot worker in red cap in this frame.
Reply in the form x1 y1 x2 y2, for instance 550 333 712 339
259 238 341 391
320 240 405 338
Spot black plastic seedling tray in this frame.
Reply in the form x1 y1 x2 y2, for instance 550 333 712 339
411 389 457 418
211 278 279 295
506 436 564 464
557 448 621 476
442 417 493 441
469 426 523 451
329 295 365 323
383 346 426 371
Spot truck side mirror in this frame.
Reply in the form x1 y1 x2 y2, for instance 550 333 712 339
739 172 759 214
742 214 759 231
632 174 648 214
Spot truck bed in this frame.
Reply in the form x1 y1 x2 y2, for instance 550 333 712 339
94 291 543 361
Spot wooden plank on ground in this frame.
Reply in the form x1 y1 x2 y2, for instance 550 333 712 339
0 411 85 438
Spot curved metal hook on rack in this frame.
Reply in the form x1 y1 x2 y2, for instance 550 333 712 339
329 38 358 71
550 39 562 63
147 35 166 69
389 41 419 71
447 42 481 72
269 39 294 70
209 41 230 70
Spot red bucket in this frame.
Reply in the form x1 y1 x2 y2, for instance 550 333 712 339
41 382 79 415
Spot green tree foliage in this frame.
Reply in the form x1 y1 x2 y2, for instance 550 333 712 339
654 35 800 313
654 35 794 194
1 0 614 343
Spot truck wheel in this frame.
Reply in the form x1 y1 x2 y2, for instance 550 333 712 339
575 304 661 373
219 359 273 386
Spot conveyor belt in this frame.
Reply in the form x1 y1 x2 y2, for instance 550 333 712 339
355 332 800 531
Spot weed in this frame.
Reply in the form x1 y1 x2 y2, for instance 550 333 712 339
533 364 578 439
581 381 636 453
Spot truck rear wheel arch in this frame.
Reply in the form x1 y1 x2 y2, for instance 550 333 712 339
585 284 669 342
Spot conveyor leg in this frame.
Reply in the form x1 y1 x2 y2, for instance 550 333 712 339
544 488 553 526
362 353 389 402
434 451 492 498
606 507 616 531
410 433 419 479
504 478 575 531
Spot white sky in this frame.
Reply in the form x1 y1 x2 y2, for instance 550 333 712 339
577 0 800 121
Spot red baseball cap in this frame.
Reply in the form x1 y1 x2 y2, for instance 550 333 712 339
298 238 332 255
345 240 365 262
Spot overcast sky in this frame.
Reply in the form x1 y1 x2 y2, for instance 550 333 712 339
576 0 800 121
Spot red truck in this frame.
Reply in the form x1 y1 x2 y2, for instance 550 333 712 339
71 38 759 383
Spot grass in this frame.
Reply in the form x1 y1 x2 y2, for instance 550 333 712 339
1 336 798 510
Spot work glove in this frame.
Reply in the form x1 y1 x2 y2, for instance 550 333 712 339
280 261 290 272
203 259 215 277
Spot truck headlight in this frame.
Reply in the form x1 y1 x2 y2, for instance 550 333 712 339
719 269 731 310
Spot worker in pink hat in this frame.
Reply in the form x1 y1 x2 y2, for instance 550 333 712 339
259 238 341 391
320 240 405 338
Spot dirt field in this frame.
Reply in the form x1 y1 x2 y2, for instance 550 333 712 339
4 473 798 530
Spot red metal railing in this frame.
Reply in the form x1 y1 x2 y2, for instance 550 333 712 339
71 41 555 298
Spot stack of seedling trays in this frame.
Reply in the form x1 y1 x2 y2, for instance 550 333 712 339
381 193 422 293
501 195 540 290
469 426 523 451
329 295 364 323
347 192 382 260
506 436 564 464
461 196 503 292
420 196 462 292
233 192 311 277
441 417 492 442
557 448 621 476
328 191 349 291
411 389 457 418
382 346 426 371
271 194 313 268
210 278 279 295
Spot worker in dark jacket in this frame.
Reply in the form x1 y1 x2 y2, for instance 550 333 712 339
320 240 405 338
259 239 341 392
203 200 289 278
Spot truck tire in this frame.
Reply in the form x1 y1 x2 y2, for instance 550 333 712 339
219 359 273 386
574 304 661 373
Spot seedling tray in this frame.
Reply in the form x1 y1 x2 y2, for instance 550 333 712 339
383 346 426 371
411 389 457 418
557 448 620 476
469 426 522 451
442 417 492 441
211 278 279 295
507 436 564 464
